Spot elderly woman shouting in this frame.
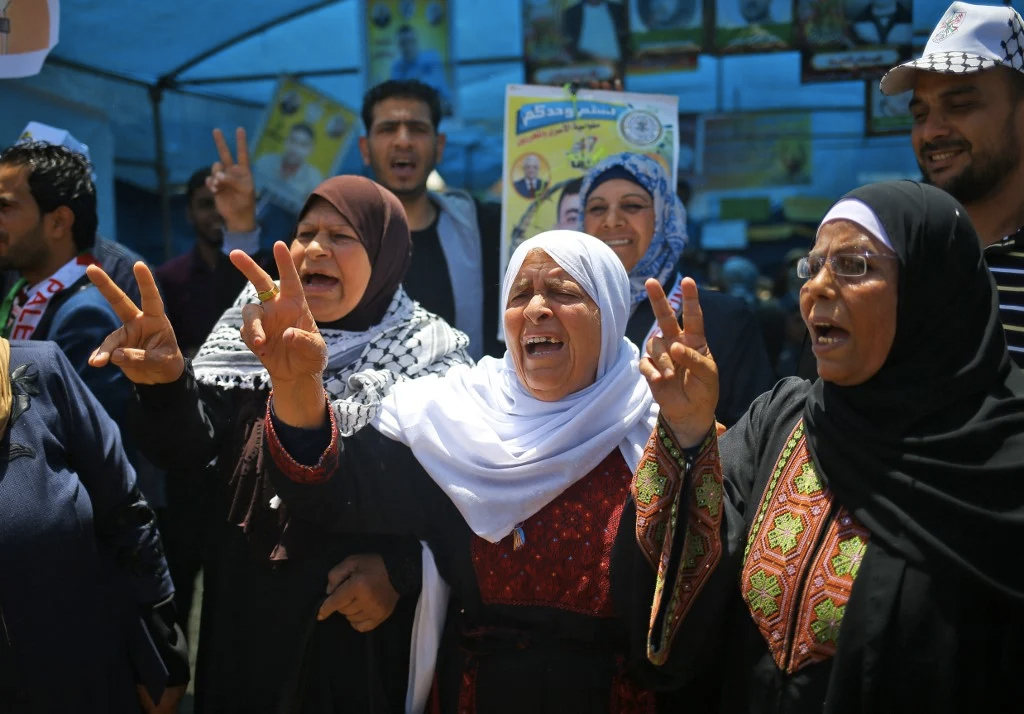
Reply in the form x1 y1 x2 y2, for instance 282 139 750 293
632 181 1024 712
229 230 687 712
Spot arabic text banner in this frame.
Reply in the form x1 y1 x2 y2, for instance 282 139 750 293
500 84 679 274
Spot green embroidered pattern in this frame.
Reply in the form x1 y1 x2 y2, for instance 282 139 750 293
747 569 783 616
681 526 706 569
767 512 804 555
694 472 723 517
794 462 822 495
744 421 805 561
634 461 667 505
831 536 867 578
810 598 845 644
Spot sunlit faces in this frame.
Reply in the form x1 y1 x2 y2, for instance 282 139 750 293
359 97 445 199
504 250 602 402
799 219 899 386
582 178 656 272
556 190 581 230
910 68 1024 206
0 163 52 280
290 198 372 323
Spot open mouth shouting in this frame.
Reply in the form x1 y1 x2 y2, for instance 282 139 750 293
301 269 340 295
390 156 418 181
523 334 565 357
809 318 850 353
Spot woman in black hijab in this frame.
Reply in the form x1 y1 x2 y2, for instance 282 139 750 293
626 181 1024 712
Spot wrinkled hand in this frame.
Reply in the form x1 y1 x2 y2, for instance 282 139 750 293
318 554 401 633
639 277 719 448
137 683 186 714
230 241 326 387
209 127 257 233
86 262 185 385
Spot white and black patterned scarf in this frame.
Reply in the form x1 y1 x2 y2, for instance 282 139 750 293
193 282 472 435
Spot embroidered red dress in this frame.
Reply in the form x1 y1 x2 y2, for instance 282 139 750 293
264 409 666 714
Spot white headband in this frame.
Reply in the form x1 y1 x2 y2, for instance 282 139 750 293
818 198 894 251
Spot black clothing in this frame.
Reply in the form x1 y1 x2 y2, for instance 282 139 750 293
406 215 456 329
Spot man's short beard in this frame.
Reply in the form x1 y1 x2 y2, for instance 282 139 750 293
921 111 1021 205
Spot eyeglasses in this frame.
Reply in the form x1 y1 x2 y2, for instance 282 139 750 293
796 253 896 279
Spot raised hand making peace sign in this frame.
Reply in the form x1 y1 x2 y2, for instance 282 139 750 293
209 127 258 233
639 276 719 448
229 241 329 427
86 262 185 385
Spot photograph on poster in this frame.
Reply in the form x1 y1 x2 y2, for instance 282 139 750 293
524 0 627 84
366 0 453 114
797 0 913 82
251 79 359 213
712 0 793 54
628 0 703 74
865 80 913 136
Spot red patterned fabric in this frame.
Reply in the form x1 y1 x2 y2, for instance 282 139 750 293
470 450 630 616
455 661 478 714
263 390 339 485
610 665 660 714
741 420 871 674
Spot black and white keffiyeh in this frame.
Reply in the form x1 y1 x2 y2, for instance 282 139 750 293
193 282 472 435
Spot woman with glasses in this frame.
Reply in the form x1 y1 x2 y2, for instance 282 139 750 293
631 181 1024 712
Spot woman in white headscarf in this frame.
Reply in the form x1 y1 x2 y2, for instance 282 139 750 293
229 231 671 712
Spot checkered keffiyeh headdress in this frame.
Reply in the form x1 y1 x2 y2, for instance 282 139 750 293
880 2 1024 96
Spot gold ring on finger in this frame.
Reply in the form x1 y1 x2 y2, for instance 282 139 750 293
257 285 280 303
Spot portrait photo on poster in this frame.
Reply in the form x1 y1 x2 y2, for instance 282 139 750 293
628 0 704 75
864 79 913 136
797 0 913 82
711 0 793 54
523 0 626 85
366 0 454 115
251 78 359 213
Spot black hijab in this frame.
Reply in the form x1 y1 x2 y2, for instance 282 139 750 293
298 175 412 332
804 181 1024 601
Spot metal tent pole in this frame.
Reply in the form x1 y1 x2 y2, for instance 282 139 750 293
149 84 173 262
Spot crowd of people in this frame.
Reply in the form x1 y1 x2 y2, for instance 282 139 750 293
0 2 1022 713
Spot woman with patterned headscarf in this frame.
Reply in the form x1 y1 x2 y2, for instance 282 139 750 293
579 152 775 424
86 176 472 714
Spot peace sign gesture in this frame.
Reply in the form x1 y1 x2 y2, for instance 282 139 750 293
639 277 719 448
208 127 257 233
230 241 329 427
86 262 185 385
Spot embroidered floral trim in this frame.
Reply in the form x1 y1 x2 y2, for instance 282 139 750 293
788 507 871 672
741 420 871 674
638 418 722 666
263 390 339 485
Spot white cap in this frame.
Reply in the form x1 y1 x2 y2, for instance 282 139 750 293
16 121 92 163
880 2 1024 96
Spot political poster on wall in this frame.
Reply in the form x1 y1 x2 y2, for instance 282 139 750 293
365 0 454 115
523 0 628 84
700 111 812 190
0 0 59 78
251 78 358 213
797 0 913 82
712 0 793 54
627 0 703 74
500 84 679 274
865 80 914 136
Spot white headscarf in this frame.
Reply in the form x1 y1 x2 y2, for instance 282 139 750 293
374 229 658 543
